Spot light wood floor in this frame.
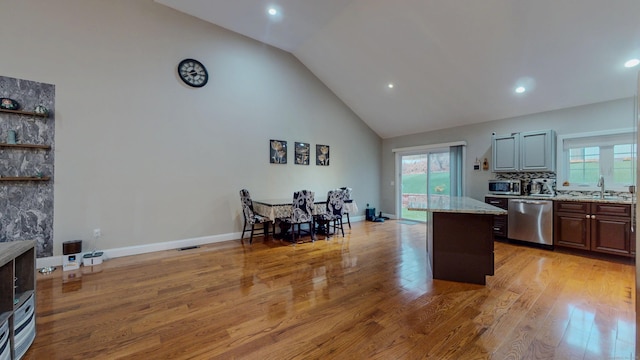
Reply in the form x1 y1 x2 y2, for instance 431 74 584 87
25 220 635 359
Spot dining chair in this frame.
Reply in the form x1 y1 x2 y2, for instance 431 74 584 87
283 190 316 243
340 187 353 229
239 189 271 244
318 189 345 238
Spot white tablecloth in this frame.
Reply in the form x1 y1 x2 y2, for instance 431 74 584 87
253 198 358 222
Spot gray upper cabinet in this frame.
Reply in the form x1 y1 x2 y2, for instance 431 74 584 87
492 134 519 171
492 130 556 172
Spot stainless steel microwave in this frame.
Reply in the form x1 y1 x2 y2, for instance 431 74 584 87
488 179 521 195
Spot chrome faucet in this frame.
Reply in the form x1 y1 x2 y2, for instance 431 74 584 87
596 175 605 199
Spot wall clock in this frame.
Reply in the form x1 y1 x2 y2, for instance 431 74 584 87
177 58 208 88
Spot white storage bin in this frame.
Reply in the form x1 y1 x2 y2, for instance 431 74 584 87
0 319 10 360
14 294 35 360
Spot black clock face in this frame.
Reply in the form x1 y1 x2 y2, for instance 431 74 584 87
178 59 208 87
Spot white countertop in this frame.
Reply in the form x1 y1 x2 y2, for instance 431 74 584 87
408 196 507 215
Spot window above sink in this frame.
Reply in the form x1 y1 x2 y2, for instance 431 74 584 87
557 128 637 192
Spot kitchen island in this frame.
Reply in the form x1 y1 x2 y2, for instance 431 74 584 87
409 196 507 285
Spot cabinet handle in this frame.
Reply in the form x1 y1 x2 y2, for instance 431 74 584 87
591 215 596 219
493 227 500 231
585 215 590 219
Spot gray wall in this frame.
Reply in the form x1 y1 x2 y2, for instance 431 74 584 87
382 98 636 215
0 0 381 256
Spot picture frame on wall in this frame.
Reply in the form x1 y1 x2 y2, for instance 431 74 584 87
294 142 310 165
316 144 330 166
270 139 287 164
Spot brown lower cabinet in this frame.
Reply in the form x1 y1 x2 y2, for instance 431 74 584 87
554 201 633 257
485 197 508 238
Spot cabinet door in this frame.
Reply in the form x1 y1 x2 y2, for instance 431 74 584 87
591 215 631 256
520 130 555 172
491 134 519 172
492 215 508 237
554 212 590 249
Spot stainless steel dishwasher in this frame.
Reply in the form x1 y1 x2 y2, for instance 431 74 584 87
507 198 553 246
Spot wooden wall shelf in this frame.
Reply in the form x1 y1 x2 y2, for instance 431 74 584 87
0 143 50 150
0 176 50 181
0 108 47 118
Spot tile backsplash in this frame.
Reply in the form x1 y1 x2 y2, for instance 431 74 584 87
493 172 633 200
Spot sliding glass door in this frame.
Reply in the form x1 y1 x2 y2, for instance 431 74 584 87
398 144 464 222
400 153 429 221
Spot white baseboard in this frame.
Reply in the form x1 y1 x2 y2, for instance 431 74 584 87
346 215 365 223
36 231 241 269
36 256 62 269
36 216 367 269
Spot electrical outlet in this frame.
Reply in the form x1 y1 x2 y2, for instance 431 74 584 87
93 228 101 239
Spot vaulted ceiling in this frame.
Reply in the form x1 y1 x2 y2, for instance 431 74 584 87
155 0 640 139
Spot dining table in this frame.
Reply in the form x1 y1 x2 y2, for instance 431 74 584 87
252 198 358 222
252 197 358 239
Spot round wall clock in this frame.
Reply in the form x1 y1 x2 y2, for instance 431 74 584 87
177 58 208 88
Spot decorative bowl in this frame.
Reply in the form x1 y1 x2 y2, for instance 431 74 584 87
0 98 19 110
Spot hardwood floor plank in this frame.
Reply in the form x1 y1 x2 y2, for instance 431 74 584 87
22 220 635 359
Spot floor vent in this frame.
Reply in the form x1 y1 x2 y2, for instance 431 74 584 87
178 246 200 251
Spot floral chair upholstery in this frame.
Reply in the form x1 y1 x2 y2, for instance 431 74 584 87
283 190 315 243
318 189 346 238
240 189 271 244
340 187 353 228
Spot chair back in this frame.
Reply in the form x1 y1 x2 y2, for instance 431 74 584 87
239 189 256 223
340 187 353 200
326 189 345 216
291 190 314 222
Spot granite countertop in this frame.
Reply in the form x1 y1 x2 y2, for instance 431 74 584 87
408 196 507 215
486 194 633 204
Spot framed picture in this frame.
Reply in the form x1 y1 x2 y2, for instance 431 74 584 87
294 142 310 165
270 140 287 164
316 144 330 166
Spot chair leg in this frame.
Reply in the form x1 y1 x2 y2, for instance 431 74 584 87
249 224 255 244
339 218 344 237
345 213 351 229
291 223 296 244
241 219 248 240
264 222 269 240
310 220 315 241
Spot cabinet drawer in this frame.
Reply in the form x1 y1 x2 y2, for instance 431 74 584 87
485 197 508 210
555 201 589 214
593 203 631 217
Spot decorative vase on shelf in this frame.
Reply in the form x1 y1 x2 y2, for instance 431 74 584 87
34 105 48 116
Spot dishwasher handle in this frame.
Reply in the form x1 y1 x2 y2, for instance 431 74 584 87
510 199 548 205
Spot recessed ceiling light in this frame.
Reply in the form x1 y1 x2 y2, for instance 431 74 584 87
515 86 526 94
267 7 277 16
624 58 640 68
387 83 395 89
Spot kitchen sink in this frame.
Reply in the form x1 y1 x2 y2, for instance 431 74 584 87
591 195 621 200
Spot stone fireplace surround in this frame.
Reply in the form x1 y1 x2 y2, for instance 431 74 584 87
0 76 55 257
